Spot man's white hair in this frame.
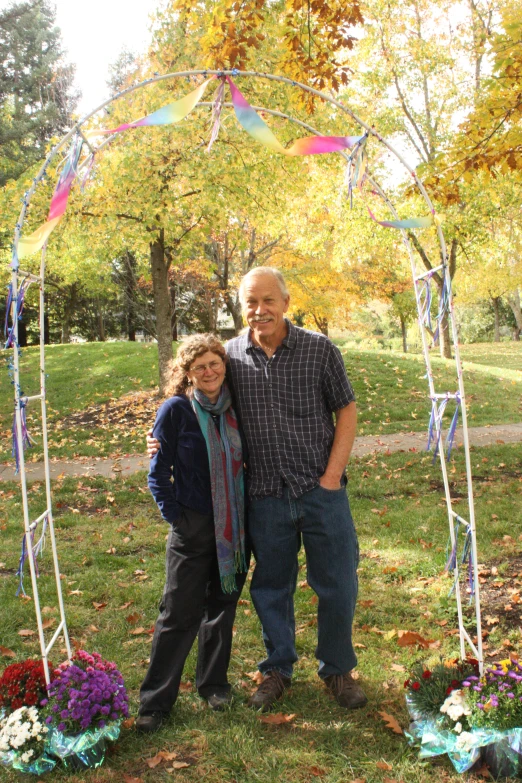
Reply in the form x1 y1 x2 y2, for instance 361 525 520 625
238 267 289 306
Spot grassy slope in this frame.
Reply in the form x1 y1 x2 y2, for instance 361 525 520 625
0 442 520 782
1 341 521 462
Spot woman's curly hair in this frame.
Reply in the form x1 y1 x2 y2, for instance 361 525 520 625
164 333 227 398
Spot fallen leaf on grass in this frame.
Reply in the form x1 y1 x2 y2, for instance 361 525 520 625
308 766 326 776
397 630 433 649
475 763 493 778
146 753 165 769
178 681 192 692
126 612 141 625
247 671 264 684
376 760 393 771
123 775 143 783
89 625 99 633
379 711 403 735
18 629 35 637
158 751 179 762
119 601 133 610
69 589 83 596
92 601 107 611
122 717 135 729
42 619 55 630
0 646 15 658
130 627 147 635
359 600 374 608
167 761 190 770
350 779 366 783
354 643 367 649
390 663 405 672
258 712 296 725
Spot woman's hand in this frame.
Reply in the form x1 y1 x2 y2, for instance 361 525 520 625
146 428 160 458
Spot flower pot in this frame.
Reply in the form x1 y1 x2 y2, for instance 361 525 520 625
46 720 121 771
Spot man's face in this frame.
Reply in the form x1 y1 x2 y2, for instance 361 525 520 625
243 273 290 341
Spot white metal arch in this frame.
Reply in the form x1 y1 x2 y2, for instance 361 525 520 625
8 69 482 682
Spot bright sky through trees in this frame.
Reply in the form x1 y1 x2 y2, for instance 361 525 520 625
0 0 156 113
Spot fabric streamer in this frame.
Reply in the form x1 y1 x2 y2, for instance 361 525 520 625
18 136 83 259
16 527 36 596
4 283 13 339
444 517 461 573
207 78 226 152
12 399 33 474
32 514 49 561
345 135 368 207
445 394 461 459
417 274 434 330
433 273 450 344
87 78 213 136
80 152 96 192
226 77 365 155
427 396 449 460
366 205 434 230
15 515 49 596
4 278 32 350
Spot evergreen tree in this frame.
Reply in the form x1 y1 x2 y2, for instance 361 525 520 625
0 0 79 186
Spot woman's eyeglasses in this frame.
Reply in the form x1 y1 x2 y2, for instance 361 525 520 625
190 359 223 375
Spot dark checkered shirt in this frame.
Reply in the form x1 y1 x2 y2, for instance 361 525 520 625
226 320 356 499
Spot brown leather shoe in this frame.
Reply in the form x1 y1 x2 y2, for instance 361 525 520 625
248 671 291 711
323 673 368 709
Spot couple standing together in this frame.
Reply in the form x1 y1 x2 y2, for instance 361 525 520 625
136 267 366 733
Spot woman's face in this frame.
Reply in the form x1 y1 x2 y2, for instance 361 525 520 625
186 350 226 401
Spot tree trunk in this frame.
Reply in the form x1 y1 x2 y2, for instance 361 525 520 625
123 252 137 341
492 296 501 342
97 299 106 342
507 289 522 341
150 231 174 394
224 292 243 335
312 314 328 336
433 278 452 359
169 274 177 341
400 316 407 353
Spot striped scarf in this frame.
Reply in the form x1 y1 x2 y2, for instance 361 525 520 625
192 383 247 593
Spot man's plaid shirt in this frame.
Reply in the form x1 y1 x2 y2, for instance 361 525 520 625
226 320 356 499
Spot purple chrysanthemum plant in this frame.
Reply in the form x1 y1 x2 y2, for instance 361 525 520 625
462 657 522 731
42 651 129 736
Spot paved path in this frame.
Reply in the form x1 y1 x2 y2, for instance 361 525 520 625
1 422 521 483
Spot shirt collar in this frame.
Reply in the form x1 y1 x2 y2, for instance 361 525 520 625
245 318 296 353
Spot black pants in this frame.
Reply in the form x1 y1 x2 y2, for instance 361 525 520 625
139 506 247 714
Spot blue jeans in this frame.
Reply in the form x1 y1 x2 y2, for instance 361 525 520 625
249 484 359 679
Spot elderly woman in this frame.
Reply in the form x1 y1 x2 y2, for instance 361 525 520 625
136 334 248 733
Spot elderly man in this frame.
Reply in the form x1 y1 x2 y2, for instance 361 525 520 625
149 267 365 711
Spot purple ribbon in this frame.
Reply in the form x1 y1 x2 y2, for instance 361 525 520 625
445 394 461 459
12 400 33 473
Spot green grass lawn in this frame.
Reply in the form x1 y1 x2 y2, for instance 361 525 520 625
1 340 521 463
0 442 520 782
